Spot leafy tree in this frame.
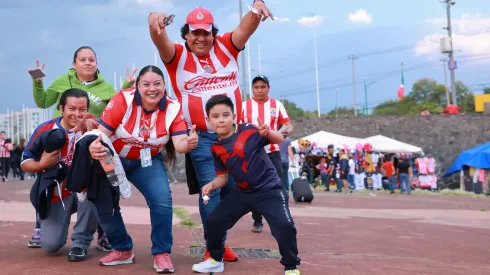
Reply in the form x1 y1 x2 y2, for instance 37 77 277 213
282 99 305 119
325 107 361 117
372 78 475 115
484 87 490 94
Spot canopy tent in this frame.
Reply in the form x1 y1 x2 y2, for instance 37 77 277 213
444 142 490 176
291 131 361 149
359 135 424 154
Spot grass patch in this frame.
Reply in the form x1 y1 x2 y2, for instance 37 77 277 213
173 207 190 220
179 220 200 227
438 189 488 199
173 207 201 228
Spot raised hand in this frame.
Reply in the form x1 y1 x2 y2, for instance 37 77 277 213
70 116 97 133
252 1 274 21
28 60 46 83
149 12 173 35
126 67 137 85
255 117 270 137
187 125 198 149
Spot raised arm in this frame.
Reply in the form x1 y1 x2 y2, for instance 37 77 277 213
148 13 176 63
231 0 274 50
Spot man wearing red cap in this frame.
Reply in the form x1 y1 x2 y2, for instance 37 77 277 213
148 1 274 273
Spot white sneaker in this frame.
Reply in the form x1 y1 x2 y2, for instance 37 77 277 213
192 258 224 273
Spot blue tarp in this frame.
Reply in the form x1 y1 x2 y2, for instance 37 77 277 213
444 142 490 176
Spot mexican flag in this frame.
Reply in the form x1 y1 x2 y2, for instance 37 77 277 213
397 73 405 99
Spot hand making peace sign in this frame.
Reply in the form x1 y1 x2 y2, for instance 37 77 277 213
28 60 46 83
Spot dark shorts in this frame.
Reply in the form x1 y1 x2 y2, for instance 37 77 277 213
340 173 348 180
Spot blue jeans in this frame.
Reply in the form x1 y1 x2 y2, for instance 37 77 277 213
348 174 355 189
388 176 397 192
97 154 173 254
399 173 411 193
281 162 290 191
320 172 328 186
189 130 235 244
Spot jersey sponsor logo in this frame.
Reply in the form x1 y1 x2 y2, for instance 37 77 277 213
120 137 161 150
183 72 238 93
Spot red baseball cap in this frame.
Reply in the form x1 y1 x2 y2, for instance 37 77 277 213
186 7 214 32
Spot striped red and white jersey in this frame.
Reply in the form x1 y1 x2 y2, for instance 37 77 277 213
241 97 290 153
21 117 85 203
164 32 243 132
100 88 187 160
0 139 13 158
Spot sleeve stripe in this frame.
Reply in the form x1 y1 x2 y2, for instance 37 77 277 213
98 119 116 132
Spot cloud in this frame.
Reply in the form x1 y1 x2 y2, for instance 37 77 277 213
348 9 372 24
297 15 324 28
415 13 490 61
274 17 291 22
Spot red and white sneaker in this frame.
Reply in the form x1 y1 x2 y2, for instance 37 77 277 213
98 250 135 266
203 245 238 262
153 253 175 273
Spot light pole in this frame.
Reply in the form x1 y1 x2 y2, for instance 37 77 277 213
440 58 451 106
441 0 457 105
348 55 359 116
363 81 377 116
313 28 321 118
336 88 339 118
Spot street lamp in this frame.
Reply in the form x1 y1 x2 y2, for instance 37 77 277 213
363 81 377 116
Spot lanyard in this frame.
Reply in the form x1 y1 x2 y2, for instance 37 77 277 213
139 109 159 146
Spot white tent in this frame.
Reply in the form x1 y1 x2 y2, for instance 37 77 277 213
291 131 361 149
360 135 424 154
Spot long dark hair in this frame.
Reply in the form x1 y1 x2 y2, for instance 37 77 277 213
136 65 176 165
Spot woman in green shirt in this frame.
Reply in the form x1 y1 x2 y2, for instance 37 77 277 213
29 46 135 118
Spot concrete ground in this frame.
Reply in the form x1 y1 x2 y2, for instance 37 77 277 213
1 178 490 275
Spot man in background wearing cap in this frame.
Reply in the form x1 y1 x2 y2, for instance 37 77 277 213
241 75 294 233
148 1 274 266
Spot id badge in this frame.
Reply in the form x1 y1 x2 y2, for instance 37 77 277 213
140 148 152 168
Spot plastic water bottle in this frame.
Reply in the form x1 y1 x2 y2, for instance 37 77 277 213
100 154 121 186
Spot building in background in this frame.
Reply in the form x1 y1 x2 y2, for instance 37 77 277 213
0 106 54 144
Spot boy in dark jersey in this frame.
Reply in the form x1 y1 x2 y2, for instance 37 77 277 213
191 95 301 275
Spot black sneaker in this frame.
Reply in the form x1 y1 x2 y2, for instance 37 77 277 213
68 247 88 262
96 234 114 252
252 222 263 233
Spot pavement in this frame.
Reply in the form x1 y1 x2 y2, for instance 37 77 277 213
1 178 490 275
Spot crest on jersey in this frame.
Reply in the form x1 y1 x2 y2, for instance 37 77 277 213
196 11 204 20
270 108 276 117
106 100 114 110
203 64 213 73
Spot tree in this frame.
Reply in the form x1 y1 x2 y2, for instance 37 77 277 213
484 87 490 94
325 107 360 117
282 99 305 119
372 78 475 115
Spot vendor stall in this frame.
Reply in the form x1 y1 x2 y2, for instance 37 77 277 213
445 142 490 194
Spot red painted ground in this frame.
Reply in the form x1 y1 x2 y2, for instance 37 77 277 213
1 179 489 275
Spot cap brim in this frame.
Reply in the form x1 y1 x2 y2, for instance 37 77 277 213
189 24 212 32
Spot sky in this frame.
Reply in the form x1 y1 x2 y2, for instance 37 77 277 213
1 0 490 115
